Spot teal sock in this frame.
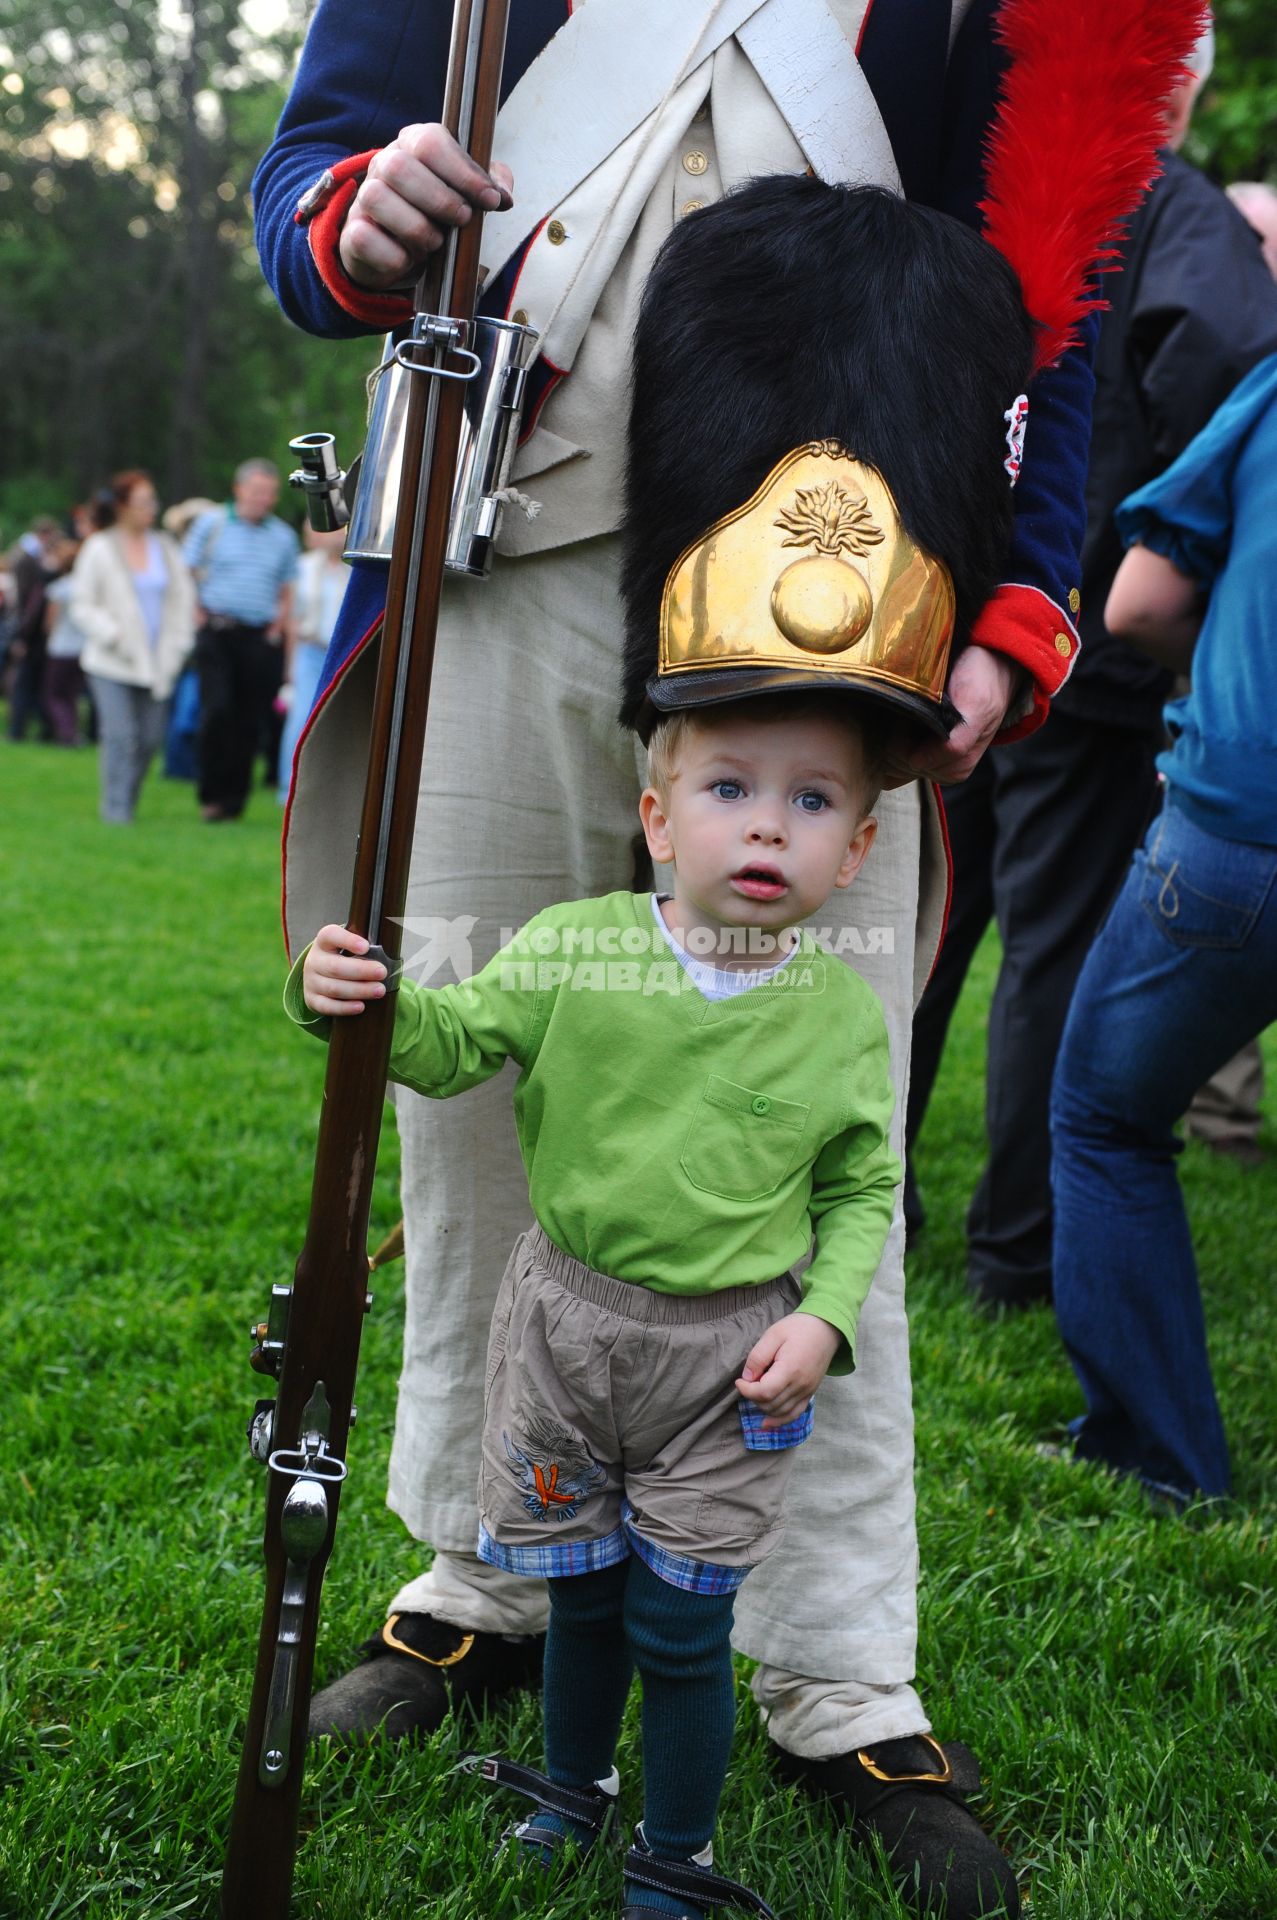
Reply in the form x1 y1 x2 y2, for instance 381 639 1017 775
626 1827 715 1919
520 1561 632 1866
622 1557 737 1917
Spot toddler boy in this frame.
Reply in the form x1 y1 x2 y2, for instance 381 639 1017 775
290 689 900 1916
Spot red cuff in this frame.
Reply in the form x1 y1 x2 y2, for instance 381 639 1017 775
296 149 415 330
971 583 1079 743
927 781 954 985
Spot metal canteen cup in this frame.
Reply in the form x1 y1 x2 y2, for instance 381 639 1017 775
344 315 539 577
288 433 350 532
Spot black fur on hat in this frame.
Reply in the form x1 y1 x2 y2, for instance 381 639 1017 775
619 176 1035 733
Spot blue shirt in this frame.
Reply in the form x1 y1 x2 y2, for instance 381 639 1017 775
131 534 168 652
1116 353 1277 848
185 507 299 626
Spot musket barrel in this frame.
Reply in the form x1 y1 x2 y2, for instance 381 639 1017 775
219 1 512 1911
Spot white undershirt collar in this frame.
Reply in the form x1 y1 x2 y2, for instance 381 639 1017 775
650 894 797 1002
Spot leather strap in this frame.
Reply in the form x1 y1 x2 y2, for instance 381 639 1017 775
478 0 881 284
622 1841 775 1916
460 1752 617 1831
738 0 894 187
477 0 774 284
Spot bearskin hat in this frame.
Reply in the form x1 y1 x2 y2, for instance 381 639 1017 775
619 177 1035 739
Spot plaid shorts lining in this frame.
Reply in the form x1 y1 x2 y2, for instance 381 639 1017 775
622 1502 749 1595
476 1515 750 1594
738 1399 814 1450
477 1520 631 1579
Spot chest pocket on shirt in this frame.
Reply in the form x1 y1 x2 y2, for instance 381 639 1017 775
680 1075 810 1202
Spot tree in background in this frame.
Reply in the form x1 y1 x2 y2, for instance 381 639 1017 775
0 0 369 532
1190 0 1277 185
0 0 1273 542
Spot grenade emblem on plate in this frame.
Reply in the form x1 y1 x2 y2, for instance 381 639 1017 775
771 481 884 653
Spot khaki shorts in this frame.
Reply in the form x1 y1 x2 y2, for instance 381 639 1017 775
476 1226 812 1593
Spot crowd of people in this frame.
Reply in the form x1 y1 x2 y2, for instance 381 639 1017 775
0 458 346 824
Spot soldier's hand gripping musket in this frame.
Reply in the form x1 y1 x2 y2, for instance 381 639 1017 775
219 0 533 1909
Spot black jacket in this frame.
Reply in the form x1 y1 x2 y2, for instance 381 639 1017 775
1062 151 1277 730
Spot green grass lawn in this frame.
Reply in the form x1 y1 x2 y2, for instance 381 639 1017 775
1 742 1274 1919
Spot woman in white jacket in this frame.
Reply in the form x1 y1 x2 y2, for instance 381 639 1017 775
73 470 196 823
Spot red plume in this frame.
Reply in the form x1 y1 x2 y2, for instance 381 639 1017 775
980 0 1211 372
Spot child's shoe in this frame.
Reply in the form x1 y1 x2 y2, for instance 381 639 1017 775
621 1822 774 1918
461 1751 619 1871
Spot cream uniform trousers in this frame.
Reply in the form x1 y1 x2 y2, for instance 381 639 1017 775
384 534 948 1758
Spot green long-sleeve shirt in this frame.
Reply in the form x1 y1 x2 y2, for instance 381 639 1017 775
285 891 900 1368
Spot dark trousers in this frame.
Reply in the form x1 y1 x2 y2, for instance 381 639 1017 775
907 709 1159 1303
43 657 85 745
7 630 51 740
195 622 279 816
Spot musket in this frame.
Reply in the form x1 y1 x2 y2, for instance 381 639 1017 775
220 1 526 1909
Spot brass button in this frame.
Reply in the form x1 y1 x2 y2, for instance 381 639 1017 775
1054 632 1072 657
751 1095 772 1116
681 198 705 216
683 150 709 176
511 307 529 326
1068 587 1081 613
547 218 567 245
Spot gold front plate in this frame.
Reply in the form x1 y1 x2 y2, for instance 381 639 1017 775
659 442 954 703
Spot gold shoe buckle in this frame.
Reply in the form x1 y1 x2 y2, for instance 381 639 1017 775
382 1612 476 1668
857 1731 953 1785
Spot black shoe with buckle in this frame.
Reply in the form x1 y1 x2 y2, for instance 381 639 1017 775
459 1751 620 1872
621 1823 775 1918
307 1611 545 1744
774 1733 1019 1918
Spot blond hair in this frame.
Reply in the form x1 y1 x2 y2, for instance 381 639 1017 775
645 699 885 816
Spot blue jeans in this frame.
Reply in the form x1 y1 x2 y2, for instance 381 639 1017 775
1050 795 1277 1500
277 641 326 804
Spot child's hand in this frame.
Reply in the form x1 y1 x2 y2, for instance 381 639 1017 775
736 1312 841 1430
303 924 387 1017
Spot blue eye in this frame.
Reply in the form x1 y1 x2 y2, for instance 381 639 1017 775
797 790 829 813
711 780 744 801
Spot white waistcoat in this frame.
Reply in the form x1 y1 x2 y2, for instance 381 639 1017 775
483 0 969 557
